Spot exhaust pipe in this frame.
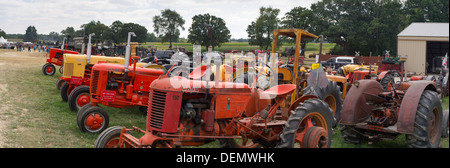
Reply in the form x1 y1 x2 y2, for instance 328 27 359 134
86 33 95 64
125 32 136 72
60 37 67 50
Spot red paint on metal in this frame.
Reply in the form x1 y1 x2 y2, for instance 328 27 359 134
101 90 116 102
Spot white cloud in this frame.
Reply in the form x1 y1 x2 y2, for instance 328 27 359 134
1 0 319 39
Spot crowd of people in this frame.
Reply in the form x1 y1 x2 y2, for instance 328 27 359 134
13 43 53 53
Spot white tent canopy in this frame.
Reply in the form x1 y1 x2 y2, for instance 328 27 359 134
0 36 8 44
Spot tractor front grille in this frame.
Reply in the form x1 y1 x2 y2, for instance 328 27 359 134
90 70 99 94
149 90 167 130
63 63 73 77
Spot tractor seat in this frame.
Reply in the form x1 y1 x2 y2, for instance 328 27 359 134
262 84 296 97
189 65 208 80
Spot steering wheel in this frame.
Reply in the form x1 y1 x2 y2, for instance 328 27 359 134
235 61 275 90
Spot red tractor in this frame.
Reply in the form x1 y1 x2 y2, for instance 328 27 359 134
339 79 444 148
42 47 79 76
74 32 166 133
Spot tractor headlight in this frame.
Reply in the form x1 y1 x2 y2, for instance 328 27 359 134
354 81 360 88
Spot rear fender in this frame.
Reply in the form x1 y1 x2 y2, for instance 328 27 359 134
340 80 383 125
397 81 437 134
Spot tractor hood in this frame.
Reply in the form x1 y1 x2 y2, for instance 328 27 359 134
92 63 164 76
150 76 250 93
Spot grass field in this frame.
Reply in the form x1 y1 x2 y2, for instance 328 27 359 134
0 49 448 148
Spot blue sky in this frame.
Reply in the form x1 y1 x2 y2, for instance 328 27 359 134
0 0 319 39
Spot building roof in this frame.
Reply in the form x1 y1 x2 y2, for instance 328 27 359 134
398 22 449 37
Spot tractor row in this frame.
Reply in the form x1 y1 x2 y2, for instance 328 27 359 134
42 29 448 148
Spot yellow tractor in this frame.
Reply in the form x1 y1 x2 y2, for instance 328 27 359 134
272 29 346 127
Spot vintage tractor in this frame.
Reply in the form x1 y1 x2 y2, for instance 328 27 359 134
191 29 345 127
60 33 152 112
339 79 444 148
74 32 166 133
94 64 334 148
42 42 79 76
272 29 345 127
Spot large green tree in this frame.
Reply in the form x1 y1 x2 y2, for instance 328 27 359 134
0 28 5 37
310 0 406 56
80 20 110 43
118 22 148 43
153 9 185 48
281 6 314 53
188 13 231 50
23 26 38 43
404 0 449 23
246 7 281 50
60 27 76 38
108 20 124 43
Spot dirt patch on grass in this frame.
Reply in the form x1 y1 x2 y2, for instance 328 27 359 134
0 49 47 147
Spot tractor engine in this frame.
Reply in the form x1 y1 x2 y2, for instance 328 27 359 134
146 89 213 134
362 83 404 130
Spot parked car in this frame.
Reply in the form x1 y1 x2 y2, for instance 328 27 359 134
321 56 360 69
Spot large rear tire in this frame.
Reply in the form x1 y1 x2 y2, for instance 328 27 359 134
303 79 342 128
276 98 333 148
441 110 449 138
405 90 442 148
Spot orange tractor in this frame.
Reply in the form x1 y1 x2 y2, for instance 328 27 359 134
42 38 79 76
94 29 336 148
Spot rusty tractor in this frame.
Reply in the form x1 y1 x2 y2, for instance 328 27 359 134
339 79 444 148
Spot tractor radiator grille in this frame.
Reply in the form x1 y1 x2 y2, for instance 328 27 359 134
63 63 73 77
90 70 99 94
149 90 167 130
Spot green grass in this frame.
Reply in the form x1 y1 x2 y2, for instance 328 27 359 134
1 63 147 148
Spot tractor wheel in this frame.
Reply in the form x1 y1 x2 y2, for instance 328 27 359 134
42 63 56 76
276 98 333 148
68 85 90 112
441 110 449 138
77 106 109 133
303 79 342 128
405 90 443 148
76 103 92 129
56 79 65 90
60 82 70 102
94 126 131 148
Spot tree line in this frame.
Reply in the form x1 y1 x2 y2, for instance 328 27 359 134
2 0 448 56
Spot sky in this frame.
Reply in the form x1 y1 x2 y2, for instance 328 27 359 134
0 0 320 39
